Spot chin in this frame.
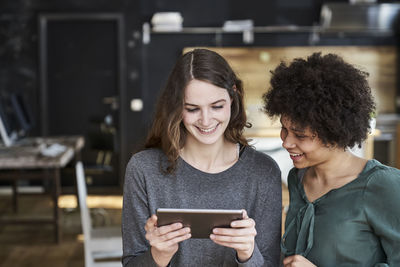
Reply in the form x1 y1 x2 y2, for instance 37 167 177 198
192 132 224 145
196 138 221 146
293 161 309 169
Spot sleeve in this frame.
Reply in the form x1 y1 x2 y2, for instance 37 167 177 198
239 157 282 267
284 168 299 231
121 155 159 267
364 167 400 266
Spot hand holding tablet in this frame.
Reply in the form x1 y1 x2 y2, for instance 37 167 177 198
156 208 244 238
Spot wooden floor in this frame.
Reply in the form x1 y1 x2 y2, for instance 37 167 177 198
0 195 84 267
0 185 289 267
0 193 122 267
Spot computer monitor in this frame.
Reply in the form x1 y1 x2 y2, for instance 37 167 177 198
10 93 34 135
0 98 18 147
0 93 34 147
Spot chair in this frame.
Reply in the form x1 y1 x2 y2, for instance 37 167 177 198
75 161 123 267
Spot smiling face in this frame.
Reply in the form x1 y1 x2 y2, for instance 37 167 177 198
280 116 331 169
182 79 232 146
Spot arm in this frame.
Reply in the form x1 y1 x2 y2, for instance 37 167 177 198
122 156 158 266
211 154 282 266
122 155 191 267
210 210 257 262
145 215 191 266
122 156 189 266
253 163 283 267
282 169 317 266
364 167 400 266
240 157 282 266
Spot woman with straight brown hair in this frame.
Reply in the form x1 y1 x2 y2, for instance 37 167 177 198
122 48 282 266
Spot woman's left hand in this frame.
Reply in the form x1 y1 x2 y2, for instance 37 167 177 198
210 210 257 262
283 255 317 267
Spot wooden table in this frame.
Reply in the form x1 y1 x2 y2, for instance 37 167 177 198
0 136 84 243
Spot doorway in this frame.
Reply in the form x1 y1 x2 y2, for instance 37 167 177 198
39 13 125 188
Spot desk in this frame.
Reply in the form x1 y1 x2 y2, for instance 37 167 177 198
0 136 84 243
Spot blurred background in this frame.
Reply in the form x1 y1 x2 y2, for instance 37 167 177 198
0 0 400 266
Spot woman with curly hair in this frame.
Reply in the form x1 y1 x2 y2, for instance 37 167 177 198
122 48 282 266
263 52 400 266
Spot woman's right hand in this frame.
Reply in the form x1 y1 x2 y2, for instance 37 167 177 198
144 214 191 267
283 255 317 267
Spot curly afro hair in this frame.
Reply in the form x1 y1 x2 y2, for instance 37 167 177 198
262 52 376 149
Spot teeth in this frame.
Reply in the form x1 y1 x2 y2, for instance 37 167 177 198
199 126 217 133
290 153 303 157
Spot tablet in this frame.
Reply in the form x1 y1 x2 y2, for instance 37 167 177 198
156 208 243 238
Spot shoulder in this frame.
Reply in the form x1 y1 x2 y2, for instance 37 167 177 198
362 160 400 207
240 146 281 187
287 167 298 182
364 160 400 191
126 148 166 172
362 160 400 224
287 167 302 189
243 146 280 171
131 148 165 162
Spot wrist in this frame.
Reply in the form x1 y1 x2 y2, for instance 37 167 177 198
150 247 174 267
237 249 254 263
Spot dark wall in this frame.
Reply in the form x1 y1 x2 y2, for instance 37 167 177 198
0 0 144 187
0 0 397 187
139 0 397 144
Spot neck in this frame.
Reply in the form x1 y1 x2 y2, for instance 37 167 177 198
180 135 238 173
310 150 360 185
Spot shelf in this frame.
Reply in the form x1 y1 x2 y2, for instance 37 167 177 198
142 22 395 45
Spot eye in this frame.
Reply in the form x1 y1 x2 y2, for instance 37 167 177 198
185 108 199 113
280 127 288 138
212 105 223 110
295 134 307 139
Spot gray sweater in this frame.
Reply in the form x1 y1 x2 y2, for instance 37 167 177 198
122 146 282 266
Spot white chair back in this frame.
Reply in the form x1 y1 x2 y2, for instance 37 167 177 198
76 161 94 265
75 161 122 267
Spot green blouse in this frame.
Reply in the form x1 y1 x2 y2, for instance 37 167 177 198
281 159 400 266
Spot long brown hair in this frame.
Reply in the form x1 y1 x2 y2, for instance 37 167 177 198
145 48 250 173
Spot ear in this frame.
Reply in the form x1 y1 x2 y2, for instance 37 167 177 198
230 84 237 105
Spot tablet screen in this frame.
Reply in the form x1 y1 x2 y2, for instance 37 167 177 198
156 208 243 238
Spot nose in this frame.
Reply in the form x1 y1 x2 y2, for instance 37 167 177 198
199 109 210 126
281 130 295 149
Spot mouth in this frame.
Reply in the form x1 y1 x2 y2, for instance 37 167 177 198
196 124 219 135
289 152 304 161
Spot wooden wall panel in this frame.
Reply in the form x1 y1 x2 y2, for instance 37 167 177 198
186 46 396 137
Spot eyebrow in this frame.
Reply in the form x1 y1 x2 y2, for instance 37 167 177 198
290 127 305 133
280 119 306 133
184 99 227 106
